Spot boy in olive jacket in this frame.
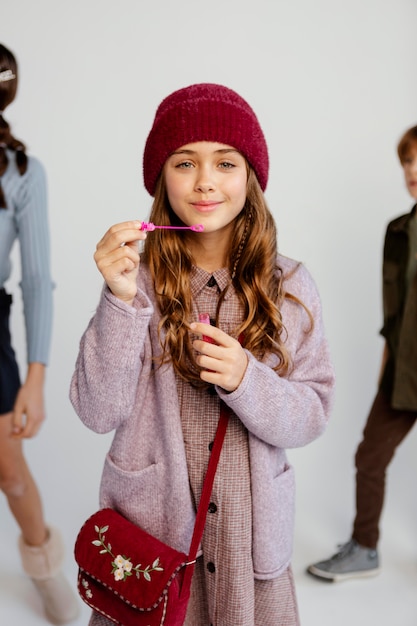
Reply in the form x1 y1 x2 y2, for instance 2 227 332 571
308 124 417 581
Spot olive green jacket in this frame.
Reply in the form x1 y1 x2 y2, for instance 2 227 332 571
380 204 417 411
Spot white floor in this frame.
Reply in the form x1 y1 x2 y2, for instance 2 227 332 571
1 418 416 625
1 523 416 626
293 518 417 626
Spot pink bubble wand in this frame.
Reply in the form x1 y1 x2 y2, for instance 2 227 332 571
140 222 204 232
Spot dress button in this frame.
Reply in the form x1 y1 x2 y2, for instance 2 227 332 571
208 502 217 514
208 441 214 451
207 561 216 573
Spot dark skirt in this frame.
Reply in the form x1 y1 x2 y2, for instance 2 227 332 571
0 289 21 414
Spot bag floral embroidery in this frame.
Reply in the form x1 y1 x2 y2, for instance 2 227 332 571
93 523 164 582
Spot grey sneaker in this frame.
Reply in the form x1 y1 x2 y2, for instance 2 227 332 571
307 539 380 582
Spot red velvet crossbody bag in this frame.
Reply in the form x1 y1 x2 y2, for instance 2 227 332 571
74 403 229 626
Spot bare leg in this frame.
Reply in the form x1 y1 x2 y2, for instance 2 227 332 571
0 412 48 545
0 412 79 623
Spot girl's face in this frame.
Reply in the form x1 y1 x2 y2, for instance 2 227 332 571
402 146 417 200
163 141 248 235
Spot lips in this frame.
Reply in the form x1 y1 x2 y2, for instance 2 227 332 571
190 201 223 212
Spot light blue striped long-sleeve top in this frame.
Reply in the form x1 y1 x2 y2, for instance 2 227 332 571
0 151 54 365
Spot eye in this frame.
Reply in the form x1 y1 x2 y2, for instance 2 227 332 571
218 161 235 169
176 160 194 169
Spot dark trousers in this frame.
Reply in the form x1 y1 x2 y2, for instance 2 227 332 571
352 388 417 549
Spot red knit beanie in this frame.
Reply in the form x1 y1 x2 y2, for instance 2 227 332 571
143 83 269 195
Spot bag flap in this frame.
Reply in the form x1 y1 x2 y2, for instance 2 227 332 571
74 508 188 609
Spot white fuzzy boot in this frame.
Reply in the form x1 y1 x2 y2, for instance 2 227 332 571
18 526 80 624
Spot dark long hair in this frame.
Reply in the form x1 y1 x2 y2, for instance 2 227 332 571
0 43 28 208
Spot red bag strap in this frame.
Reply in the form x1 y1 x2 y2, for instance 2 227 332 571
186 400 230 564
182 331 242 590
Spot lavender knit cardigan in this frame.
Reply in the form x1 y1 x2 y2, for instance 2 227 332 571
70 255 335 580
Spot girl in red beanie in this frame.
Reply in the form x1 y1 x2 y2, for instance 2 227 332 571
71 83 335 626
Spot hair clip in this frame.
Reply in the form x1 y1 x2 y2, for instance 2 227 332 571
140 222 204 232
0 70 16 83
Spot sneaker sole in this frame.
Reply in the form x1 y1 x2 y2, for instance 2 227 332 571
307 565 381 582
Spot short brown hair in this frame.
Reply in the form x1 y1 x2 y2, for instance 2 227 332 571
397 125 417 164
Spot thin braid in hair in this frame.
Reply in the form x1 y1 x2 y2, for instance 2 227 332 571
231 207 253 280
212 205 253 335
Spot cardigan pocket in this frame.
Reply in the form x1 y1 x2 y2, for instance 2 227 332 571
99 453 166 541
252 463 295 579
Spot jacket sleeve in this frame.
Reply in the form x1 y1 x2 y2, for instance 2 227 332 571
217 263 335 449
69 286 153 433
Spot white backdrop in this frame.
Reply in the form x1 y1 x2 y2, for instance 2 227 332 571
1 1 417 624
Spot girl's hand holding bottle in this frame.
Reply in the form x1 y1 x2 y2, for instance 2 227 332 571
94 221 147 305
191 322 248 392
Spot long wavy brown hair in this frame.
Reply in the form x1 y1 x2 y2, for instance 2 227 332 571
142 167 312 385
0 44 28 209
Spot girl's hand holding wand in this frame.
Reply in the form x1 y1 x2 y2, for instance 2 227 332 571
191 322 248 392
94 221 146 305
